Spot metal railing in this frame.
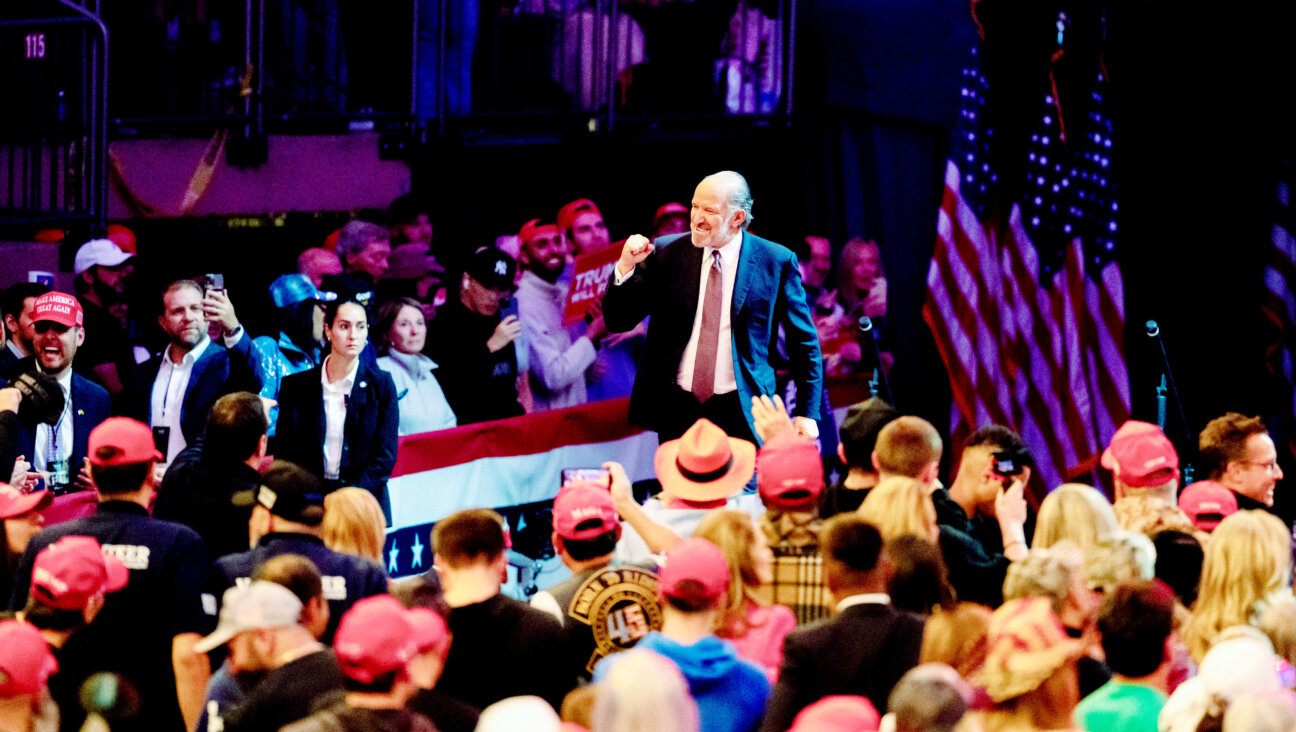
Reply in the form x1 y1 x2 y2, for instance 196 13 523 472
94 0 794 138
0 1 108 231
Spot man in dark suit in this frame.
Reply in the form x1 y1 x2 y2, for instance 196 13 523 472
10 292 112 492
760 515 925 731
126 280 263 468
603 170 822 444
0 282 50 381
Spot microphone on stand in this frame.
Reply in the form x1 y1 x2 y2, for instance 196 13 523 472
857 317 894 407
1146 318 1195 484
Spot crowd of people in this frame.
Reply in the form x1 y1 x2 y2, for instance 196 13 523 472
3 176 1296 732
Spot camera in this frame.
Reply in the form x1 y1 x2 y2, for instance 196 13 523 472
991 451 1023 478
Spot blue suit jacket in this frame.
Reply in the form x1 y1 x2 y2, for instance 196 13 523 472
273 357 399 492
11 362 112 474
127 335 263 446
602 230 823 439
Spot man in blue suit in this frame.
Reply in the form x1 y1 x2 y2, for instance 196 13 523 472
10 292 112 491
603 170 823 444
127 280 264 468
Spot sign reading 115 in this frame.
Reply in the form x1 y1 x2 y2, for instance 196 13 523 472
26 33 46 60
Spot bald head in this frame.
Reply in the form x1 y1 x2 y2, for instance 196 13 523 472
701 171 753 230
297 248 342 288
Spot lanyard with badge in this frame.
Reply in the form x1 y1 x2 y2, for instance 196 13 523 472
48 397 71 488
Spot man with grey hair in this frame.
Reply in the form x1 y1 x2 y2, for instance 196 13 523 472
335 220 392 282
604 170 822 444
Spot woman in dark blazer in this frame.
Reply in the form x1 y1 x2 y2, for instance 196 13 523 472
276 299 399 522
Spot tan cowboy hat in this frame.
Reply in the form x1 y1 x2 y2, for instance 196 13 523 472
655 419 756 502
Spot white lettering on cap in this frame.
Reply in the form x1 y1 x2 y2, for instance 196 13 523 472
494 260 508 276
33 567 70 594
258 486 277 510
1142 456 1168 469
570 506 604 521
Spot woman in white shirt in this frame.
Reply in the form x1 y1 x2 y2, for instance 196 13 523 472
376 297 456 435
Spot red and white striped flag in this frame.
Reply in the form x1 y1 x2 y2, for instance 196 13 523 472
924 32 1130 489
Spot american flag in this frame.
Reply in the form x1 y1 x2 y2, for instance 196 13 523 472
1263 161 1296 453
923 29 1130 489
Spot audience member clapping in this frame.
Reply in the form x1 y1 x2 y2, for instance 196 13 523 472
695 509 794 680
1182 509 1292 663
756 431 833 624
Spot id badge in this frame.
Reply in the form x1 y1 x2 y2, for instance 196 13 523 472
49 458 70 488
152 426 171 463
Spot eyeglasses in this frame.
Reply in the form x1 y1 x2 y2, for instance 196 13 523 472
1243 459 1282 473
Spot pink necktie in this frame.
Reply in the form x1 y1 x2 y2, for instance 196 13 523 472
692 251 722 402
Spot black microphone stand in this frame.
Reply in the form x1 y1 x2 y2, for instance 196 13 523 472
857 317 894 407
1146 319 1195 484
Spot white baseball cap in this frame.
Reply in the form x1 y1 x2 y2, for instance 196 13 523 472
74 239 133 277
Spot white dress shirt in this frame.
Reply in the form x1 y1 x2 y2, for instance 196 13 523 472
320 355 359 480
677 238 741 395
149 336 211 466
33 368 74 474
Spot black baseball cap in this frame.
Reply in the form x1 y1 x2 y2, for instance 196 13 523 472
465 247 517 291
256 461 326 526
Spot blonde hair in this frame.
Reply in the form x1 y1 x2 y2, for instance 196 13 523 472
857 476 937 543
1033 483 1119 555
592 650 699 732
1002 544 1082 617
1185 510 1293 663
1084 532 1156 594
322 488 387 562
695 510 768 637
920 602 993 679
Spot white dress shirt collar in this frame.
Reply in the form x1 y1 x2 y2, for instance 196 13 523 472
835 593 891 612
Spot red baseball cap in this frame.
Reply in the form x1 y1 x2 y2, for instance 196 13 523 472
653 202 689 229
659 538 729 602
87 417 164 467
30 292 83 329
1178 480 1239 532
553 481 619 541
757 433 825 512
0 484 52 520
519 219 560 245
1101 420 1180 488
0 620 58 698
557 198 600 232
787 695 881 732
31 536 129 611
334 595 419 683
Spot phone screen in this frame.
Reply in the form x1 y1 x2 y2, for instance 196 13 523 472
561 468 610 487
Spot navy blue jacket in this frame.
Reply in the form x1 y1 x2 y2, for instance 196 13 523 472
602 231 823 439
127 335 263 446
10 361 112 475
10 501 215 732
274 358 399 493
212 532 389 643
